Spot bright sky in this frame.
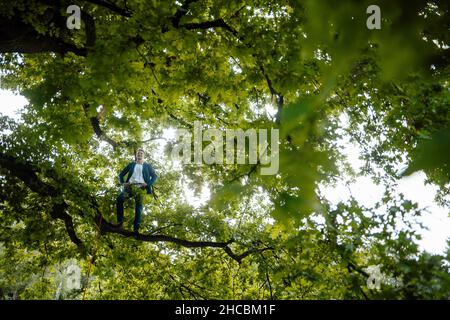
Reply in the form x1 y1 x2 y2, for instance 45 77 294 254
320 139 450 255
1 89 449 255
0 89 28 119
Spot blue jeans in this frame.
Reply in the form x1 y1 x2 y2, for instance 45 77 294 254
116 185 145 231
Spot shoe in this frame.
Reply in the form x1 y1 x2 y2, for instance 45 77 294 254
133 229 139 239
112 222 123 230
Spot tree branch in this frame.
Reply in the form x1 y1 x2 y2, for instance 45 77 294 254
0 153 82 247
0 151 272 263
170 0 199 28
83 0 132 17
148 223 182 235
151 89 193 129
266 271 273 299
260 65 283 124
96 214 272 263
181 18 238 36
0 15 87 56
82 103 120 150
50 202 83 246
80 9 96 48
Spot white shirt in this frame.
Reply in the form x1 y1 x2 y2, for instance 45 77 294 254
129 163 145 184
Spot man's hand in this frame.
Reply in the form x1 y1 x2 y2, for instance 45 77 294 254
142 183 147 187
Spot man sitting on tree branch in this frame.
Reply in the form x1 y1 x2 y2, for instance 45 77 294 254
114 148 157 235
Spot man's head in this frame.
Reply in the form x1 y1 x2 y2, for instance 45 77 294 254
135 148 145 163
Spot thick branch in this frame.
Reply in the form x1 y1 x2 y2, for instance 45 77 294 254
0 16 87 56
51 202 83 246
96 214 271 263
0 1 97 56
81 9 96 48
0 153 57 196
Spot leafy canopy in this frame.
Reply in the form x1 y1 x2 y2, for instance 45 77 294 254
0 0 449 299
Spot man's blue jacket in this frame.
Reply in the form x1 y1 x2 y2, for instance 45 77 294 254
118 162 158 194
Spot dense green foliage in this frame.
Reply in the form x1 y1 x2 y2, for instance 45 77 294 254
0 0 449 299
